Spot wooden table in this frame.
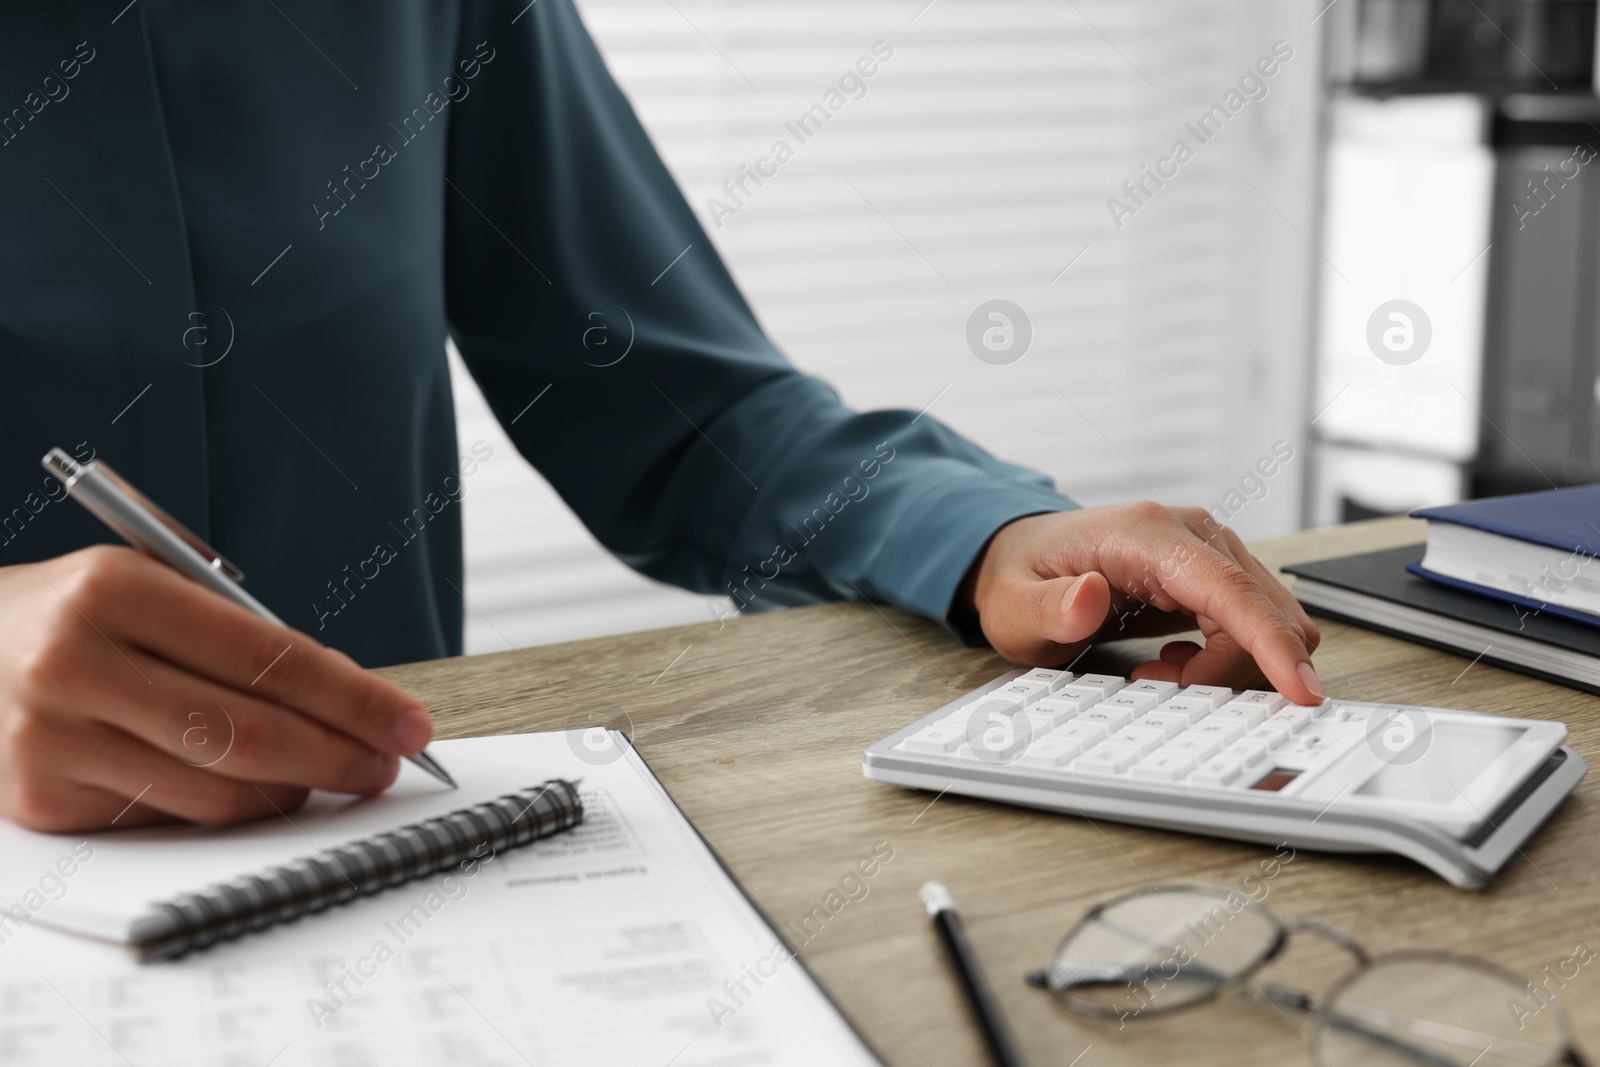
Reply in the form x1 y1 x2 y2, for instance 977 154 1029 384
381 517 1600 1066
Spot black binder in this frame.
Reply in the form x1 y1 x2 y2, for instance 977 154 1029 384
1283 544 1600 697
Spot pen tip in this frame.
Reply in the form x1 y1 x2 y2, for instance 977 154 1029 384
409 750 457 789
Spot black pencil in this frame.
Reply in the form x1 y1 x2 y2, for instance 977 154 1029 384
920 881 1026 1067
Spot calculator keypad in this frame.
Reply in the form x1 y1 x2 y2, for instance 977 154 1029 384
895 672 1352 791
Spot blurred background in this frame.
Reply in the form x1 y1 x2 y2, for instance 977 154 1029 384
452 0 1600 653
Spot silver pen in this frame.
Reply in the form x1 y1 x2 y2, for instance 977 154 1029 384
42 447 457 789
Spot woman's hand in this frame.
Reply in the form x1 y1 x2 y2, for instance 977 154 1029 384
961 504 1324 703
0 546 433 832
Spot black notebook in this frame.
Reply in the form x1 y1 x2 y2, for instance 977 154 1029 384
1283 544 1600 696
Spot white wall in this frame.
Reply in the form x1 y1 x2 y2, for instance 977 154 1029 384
456 0 1324 653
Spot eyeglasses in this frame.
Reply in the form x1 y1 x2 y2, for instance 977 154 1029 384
1026 883 1589 1067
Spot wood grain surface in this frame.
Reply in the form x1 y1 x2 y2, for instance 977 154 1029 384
379 517 1600 1066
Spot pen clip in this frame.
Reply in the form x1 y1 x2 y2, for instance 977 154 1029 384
44 449 247 584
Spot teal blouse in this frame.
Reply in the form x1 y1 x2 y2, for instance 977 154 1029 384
0 0 1073 666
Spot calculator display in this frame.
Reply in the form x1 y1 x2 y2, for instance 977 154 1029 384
1353 721 1528 804
1249 768 1300 792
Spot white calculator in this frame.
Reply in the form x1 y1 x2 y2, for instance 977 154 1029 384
862 668 1586 888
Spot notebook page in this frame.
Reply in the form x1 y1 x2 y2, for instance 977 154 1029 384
0 731 881 1066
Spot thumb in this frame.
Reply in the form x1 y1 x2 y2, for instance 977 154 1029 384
983 570 1111 665
1039 572 1111 644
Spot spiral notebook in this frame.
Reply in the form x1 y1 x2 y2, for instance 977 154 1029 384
132 779 583 960
0 730 882 1066
3 775 584 961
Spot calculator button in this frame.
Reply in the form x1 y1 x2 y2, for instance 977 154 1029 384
1071 674 1127 697
1137 710 1190 739
1030 700 1081 726
1283 733 1341 761
1218 740 1269 767
1130 749 1198 781
1071 747 1137 776
1029 699 1082 727
1017 668 1073 692
1056 719 1110 745
1265 707 1315 733
1077 707 1135 732
1208 705 1269 728
956 698 1024 733
1190 756 1242 787
1287 723 1359 755
1163 733 1223 760
1240 723 1292 750
1179 685 1234 708
1022 712 1061 739
1153 698 1214 723
1122 679 1180 702
1103 725 1166 755
1222 690 1289 714
1051 685 1109 709
901 724 966 754
1189 719 1247 743
1097 691 1161 715
990 681 1053 706
962 694 1021 715
1015 737 1084 768
1328 705 1374 723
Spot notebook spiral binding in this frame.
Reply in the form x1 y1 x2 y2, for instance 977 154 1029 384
130 779 584 961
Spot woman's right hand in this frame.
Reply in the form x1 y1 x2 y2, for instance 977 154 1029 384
0 545 435 833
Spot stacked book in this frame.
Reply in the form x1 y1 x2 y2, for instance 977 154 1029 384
1284 486 1600 694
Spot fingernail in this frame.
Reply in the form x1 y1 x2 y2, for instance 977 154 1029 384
366 756 401 796
394 706 433 753
1296 661 1325 701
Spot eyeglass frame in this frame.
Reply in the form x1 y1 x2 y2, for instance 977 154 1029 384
1025 881 1590 1067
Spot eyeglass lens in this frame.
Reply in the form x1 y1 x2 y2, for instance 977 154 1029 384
1314 957 1571 1067
1048 887 1280 1018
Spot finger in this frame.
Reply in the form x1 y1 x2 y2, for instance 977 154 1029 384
1211 524 1322 654
1179 646 1266 693
53 640 403 795
1068 597 1191 641
1128 642 1200 685
80 549 432 756
1202 545 1323 700
96 798 175 829
1143 534 1322 704
982 571 1111 665
1160 640 1201 667
1168 614 1282 695
1129 659 1183 684
27 714 311 828
0 757 174 834
1175 591 1313 697
1171 510 1317 653
1104 511 1290 690
1189 548 1312 682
